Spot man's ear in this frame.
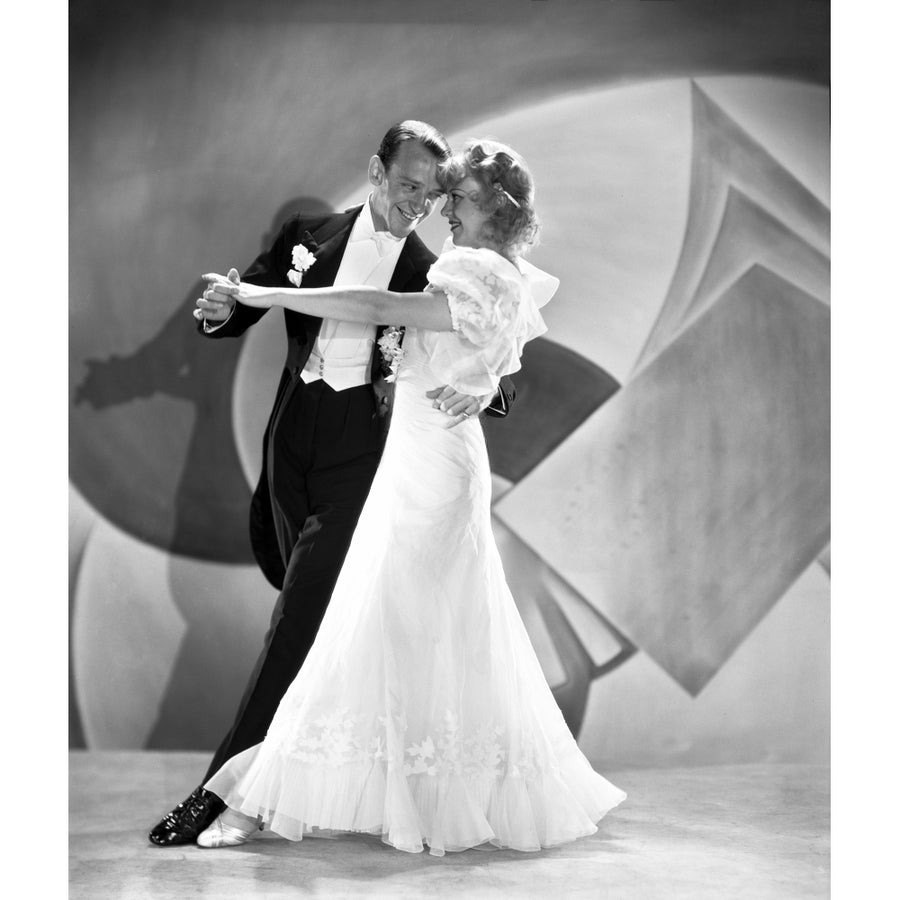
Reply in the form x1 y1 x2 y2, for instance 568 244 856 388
368 155 386 187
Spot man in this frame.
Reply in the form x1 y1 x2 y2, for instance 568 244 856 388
149 121 515 846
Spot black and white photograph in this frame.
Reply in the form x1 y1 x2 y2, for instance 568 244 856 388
44 0 874 895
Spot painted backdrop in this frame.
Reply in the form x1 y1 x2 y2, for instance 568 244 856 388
69 0 830 768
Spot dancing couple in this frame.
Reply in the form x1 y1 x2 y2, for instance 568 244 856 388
149 120 625 857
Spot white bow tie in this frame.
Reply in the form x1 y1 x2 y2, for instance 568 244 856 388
355 225 403 258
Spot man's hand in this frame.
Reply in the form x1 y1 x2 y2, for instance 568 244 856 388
426 385 492 429
193 267 240 325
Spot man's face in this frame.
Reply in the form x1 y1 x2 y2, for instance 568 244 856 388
369 140 444 238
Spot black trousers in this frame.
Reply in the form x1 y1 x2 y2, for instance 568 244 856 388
203 377 382 782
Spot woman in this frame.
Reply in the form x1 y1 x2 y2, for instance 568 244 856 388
196 139 626 856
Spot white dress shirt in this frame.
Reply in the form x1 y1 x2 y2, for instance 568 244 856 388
204 199 406 391
301 198 406 391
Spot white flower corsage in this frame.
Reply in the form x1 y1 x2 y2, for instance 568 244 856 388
377 326 405 383
287 243 317 286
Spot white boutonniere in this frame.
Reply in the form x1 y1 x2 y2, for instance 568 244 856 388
287 243 317 286
377 326 405 383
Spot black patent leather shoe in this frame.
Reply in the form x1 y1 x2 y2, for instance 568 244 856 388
148 786 225 846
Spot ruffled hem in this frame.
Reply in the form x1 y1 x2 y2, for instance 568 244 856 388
206 744 626 858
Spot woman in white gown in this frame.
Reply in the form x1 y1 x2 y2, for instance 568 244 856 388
196 139 625 856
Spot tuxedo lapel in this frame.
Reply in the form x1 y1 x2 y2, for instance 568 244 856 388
387 251 416 294
300 206 362 289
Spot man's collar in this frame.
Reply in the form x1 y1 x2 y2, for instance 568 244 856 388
356 194 379 236
346 194 405 258
353 194 403 244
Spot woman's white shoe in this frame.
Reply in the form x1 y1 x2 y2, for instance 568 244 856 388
196 815 260 848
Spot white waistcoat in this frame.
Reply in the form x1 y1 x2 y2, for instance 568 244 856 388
301 203 405 391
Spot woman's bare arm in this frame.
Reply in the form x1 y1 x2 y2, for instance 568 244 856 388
200 273 453 332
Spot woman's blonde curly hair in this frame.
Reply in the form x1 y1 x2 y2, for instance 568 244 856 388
439 139 541 258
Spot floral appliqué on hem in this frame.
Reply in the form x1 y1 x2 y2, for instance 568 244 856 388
281 708 510 779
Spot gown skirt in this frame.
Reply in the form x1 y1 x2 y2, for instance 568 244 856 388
206 298 626 857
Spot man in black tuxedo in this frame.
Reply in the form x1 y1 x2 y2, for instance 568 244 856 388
149 121 514 846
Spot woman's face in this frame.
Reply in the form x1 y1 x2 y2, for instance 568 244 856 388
441 176 492 249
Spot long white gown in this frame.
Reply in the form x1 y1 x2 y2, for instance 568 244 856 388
205 247 626 856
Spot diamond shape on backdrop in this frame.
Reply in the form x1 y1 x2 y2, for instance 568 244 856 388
495 265 829 695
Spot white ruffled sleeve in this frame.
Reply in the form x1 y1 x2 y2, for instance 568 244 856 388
424 247 552 397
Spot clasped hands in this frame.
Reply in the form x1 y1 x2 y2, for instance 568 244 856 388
194 270 489 427
194 269 264 324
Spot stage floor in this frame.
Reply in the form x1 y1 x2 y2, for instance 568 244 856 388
69 752 828 899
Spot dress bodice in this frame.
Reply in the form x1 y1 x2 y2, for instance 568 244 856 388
399 247 552 399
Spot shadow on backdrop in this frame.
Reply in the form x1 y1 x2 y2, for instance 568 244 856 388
72 197 334 565
70 198 333 749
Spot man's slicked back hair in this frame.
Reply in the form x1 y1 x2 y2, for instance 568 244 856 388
376 120 452 170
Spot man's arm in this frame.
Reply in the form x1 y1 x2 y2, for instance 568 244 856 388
486 376 516 418
196 215 305 339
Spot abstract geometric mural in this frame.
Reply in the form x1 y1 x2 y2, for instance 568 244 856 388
69 0 829 762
